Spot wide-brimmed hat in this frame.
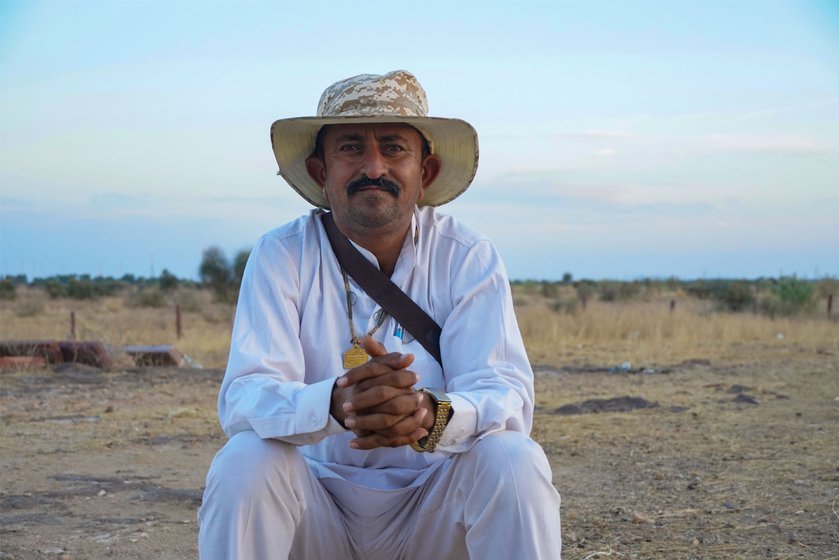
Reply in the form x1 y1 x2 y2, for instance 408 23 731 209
270 70 479 208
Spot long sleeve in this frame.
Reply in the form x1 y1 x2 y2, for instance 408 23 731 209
218 229 346 444
432 237 534 453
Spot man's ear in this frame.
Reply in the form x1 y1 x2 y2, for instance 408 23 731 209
419 154 442 195
305 155 326 187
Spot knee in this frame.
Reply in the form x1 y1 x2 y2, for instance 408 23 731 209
199 433 310 555
203 431 304 503
463 431 554 486
454 431 560 527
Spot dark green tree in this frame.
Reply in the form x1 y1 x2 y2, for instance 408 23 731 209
199 247 233 302
159 269 179 293
232 249 250 290
0 278 16 300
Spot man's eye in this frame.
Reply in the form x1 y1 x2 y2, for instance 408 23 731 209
385 144 405 152
339 144 360 152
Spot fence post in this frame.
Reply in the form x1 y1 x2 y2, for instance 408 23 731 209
669 299 676 313
828 294 834 319
175 304 183 339
70 311 77 341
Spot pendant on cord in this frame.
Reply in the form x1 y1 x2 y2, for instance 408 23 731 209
343 342 369 369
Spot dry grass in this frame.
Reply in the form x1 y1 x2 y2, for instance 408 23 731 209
1 287 234 368
3 286 837 371
515 291 839 368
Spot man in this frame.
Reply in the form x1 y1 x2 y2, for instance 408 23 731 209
198 70 562 559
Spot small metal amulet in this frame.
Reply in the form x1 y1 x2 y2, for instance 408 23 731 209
342 344 369 369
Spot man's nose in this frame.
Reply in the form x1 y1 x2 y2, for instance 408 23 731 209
359 148 387 179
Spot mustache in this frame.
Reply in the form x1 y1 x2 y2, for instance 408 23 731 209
346 176 401 197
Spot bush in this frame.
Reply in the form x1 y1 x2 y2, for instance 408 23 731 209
199 246 250 304
575 281 595 309
232 250 250 287
66 278 99 300
33 275 124 300
685 280 714 300
712 281 754 312
766 276 815 316
173 287 204 313
200 247 234 303
598 281 641 302
816 277 839 298
0 278 16 300
125 286 167 308
540 282 560 299
159 269 179 293
15 297 45 317
42 279 65 299
551 297 579 314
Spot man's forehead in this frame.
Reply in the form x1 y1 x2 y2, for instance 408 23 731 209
321 123 423 142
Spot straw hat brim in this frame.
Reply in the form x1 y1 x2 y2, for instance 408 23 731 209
270 115 479 208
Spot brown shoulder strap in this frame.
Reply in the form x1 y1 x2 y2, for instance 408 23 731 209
321 212 443 365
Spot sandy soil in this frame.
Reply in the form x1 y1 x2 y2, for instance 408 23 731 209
1 347 837 559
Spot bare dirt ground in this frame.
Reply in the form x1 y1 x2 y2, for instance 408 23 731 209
1 347 837 559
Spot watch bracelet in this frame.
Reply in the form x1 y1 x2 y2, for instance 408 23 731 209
411 388 452 453
423 400 451 452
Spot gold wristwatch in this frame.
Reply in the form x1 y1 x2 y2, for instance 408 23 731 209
410 388 453 453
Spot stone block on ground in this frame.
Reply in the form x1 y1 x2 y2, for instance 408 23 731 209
124 345 185 367
0 340 63 364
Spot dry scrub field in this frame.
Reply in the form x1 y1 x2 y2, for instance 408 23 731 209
1 287 838 559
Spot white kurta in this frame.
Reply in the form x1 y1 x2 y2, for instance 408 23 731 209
219 206 534 491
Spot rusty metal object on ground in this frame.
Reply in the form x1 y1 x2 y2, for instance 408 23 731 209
0 355 48 370
124 345 185 367
0 340 63 364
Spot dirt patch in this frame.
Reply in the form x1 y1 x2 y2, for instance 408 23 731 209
533 350 839 559
549 396 659 415
1 350 838 559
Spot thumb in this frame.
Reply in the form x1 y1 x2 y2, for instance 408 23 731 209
359 335 388 357
360 336 415 369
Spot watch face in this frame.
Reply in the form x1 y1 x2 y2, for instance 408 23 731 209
423 387 451 405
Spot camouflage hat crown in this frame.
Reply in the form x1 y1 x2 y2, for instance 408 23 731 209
317 71 429 118
270 70 479 208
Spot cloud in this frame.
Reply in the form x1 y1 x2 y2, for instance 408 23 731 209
732 95 839 123
556 130 637 140
459 175 718 228
1 191 311 231
476 170 723 209
706 133 835 155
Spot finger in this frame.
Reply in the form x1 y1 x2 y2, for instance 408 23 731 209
344 411 405 431
354 391 422 416
366 407 428 437
347 385 415 413
359 335 388 357
361 336 415 369
382 405 428 436
348 405 428 440
337 358 400 388
355 369 419 393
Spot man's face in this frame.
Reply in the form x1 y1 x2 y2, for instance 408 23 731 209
305 123 440 235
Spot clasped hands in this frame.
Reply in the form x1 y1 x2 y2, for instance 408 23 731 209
330 336 435 450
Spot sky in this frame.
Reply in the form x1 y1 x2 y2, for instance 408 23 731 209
1 0 837 281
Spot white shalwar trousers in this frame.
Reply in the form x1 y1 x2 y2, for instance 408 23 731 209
198 431 562 560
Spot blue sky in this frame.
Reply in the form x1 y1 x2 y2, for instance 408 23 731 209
1 0 837 281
